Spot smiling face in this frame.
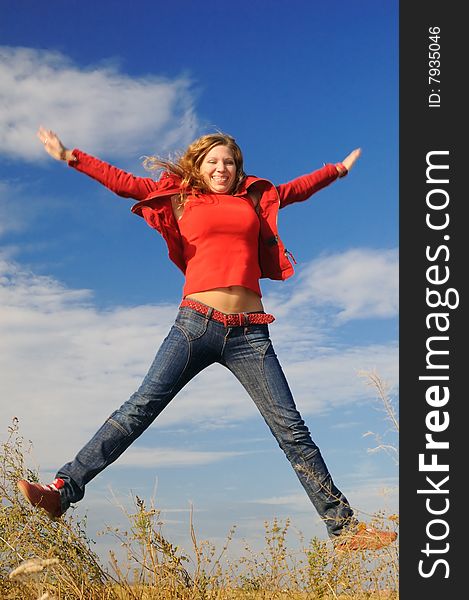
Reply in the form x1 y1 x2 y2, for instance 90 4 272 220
199 144 237 194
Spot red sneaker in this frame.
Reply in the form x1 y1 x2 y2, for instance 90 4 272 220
335 522 398 551
17 479 65 520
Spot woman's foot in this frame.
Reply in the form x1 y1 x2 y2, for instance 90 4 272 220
17 479 65 520
335 522 398 551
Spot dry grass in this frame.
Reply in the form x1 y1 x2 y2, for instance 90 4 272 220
1 372 399 599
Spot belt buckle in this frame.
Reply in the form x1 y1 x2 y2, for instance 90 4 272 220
222 313 248 327
239 313 249 327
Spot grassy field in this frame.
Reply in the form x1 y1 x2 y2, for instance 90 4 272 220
1 415 398 600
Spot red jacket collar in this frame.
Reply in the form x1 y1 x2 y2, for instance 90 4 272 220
142 173 271 201
234 175 272 196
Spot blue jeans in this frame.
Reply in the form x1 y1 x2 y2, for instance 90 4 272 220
56 305 354 538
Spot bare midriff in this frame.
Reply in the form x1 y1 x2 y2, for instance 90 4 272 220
185 286 264 314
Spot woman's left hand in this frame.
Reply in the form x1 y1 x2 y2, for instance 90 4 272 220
341 148 362 171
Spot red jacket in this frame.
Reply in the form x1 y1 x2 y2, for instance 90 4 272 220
69 149 340 281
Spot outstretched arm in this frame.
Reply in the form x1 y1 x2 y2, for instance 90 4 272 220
277 148 362 208
36 126 162 200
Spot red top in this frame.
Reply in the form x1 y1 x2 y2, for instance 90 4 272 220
68 149 341 281
177 193 262 297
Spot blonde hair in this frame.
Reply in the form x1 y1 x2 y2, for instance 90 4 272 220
143 133 246 200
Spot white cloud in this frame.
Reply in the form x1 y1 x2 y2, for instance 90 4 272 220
271 248 398 323
250 492 311 509
282 344 398 415
250 477 398 517
114 447 248 468
0 46 199 161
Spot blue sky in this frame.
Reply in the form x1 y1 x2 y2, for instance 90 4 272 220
0 0 398 563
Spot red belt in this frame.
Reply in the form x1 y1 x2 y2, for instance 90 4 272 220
179 298 275 327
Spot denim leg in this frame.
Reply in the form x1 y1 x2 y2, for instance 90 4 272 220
224 325 354 538
56 315 214 512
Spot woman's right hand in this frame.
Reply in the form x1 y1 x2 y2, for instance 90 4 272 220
37 126 75 161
